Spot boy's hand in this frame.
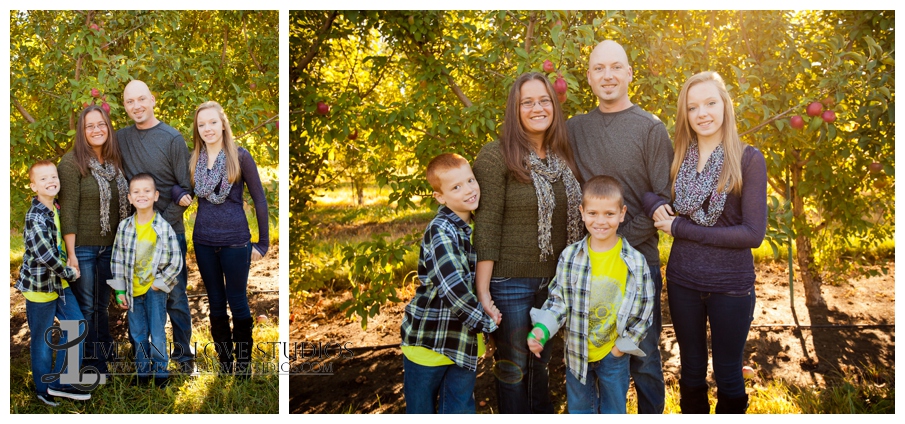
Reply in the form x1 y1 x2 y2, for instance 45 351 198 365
115 294 129 309
527 328 544 358
610 345 624 357
68 266 81 281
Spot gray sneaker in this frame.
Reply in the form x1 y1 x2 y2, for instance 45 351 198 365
36 393 59 407
47 386 91 401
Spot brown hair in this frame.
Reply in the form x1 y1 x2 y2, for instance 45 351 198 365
128 172 157 191
499 72 580 184
72 105 123 176
672 71 745 196
426 153 470 192
582 175 624 207
190 101 241 184
28 160 56 181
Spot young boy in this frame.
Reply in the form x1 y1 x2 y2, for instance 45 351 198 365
16 160 90 406
107 173 183 388
399 153 501 414
527 175 655 414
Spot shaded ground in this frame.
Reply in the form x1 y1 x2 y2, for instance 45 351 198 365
289 260 895 413
9 244 280 360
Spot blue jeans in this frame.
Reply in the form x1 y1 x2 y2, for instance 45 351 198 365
403 356 476 413
489 276 554 414
72 245 114 373
631 265 665 413
167 233 194 364
194 243 252 320
129 288 170 377
25 288 85 395
565 352 630 414
668 282 756 399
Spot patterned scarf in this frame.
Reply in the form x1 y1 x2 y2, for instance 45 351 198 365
88 157 130 236
525 148 584 261
194 147 233 205
673 140 729 227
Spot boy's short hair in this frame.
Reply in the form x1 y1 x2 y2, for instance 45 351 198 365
426 153 470 192
583 175 624 207
27 160 56 181
129 173 157 190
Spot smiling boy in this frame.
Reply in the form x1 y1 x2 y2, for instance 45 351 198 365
400 153 500 413
107 173 183 387
527 175 655 413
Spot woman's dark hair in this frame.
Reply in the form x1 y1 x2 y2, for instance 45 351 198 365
72 104 123 176
498 72 580 184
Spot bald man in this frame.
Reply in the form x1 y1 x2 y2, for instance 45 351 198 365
566 40 674 413
118 80 195 374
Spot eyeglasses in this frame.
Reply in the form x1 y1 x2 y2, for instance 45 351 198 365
520 98 553 109
85 122 108 132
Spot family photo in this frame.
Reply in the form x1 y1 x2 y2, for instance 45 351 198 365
290 11 894 414
9 10 280 413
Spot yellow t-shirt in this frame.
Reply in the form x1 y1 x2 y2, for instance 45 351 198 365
23 207 68 303
586 237 628 362
131 216 157 297
401 219 486 366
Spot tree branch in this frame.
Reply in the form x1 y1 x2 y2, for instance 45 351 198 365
235 114 278 141
740 104 798 137
446 74 473 108
525 12 537 53
291 11 338 83
411 125 448 144
221 26 229 67
100 22 146 50
242 14 265 74
11 96 35 123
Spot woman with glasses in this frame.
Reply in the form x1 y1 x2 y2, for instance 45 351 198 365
58 104 130 376
473 72 584 413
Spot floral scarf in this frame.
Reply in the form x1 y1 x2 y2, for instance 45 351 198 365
673 140 728 227
194 147 233 205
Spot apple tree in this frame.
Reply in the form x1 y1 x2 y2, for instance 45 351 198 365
9 10 280 230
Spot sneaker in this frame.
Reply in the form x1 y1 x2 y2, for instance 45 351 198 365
36 393 59 407
47 386 91 401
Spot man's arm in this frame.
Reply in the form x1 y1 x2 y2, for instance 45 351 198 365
620 122 674 248
161 133 193 225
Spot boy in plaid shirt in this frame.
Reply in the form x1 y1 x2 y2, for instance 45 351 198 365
527 175 655 413
107 173 182 388
17 160 91 406
400 153 501 414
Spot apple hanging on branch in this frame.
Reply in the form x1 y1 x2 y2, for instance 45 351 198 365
821 110 836 123
806 101 823 117
554 74 568 103
543 60 554 73
790 115 804 129
316 101 330 115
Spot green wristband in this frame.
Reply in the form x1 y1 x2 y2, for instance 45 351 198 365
528 324 551 346
115 290 126 304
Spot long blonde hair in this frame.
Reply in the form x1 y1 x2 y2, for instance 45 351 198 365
672 71 745 197
190 101 241 184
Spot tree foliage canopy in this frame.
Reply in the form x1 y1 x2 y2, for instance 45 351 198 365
293 10 894 319
10 10 280 228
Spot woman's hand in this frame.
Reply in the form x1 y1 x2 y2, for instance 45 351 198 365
652 204 674 222
178 194 192 207
654 216 675 236
251 246 264 262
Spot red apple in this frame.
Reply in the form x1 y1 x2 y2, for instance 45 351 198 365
873 179 888 189
90 88 100 98
90 24 99 32
790 115 804 129
101 102 110 114
349 130 358 141
822 96 835 107
250 82 257 90
543 60 554 73
557 91 567 103
806 101 823 117
869 162 883 174
276 121 279 130
316 101 330 115
82 102 90 108
257 314 268 324
742 366 756 379
554 76 567 95
822 110 836 123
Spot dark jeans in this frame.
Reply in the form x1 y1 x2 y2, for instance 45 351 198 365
668 282 756 399
25 288 85 395
403 356 476 414
194 242 252 320
631 266 666 413
167 233 194 364
489 276 554 414
565 352 630 414
72 245 114 374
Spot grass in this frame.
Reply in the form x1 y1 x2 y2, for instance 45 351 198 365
8 321 280 413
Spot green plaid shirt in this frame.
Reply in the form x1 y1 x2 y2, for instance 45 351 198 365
400 206 498 371
530 235 655 384
107 212 183 311
16 197 77 294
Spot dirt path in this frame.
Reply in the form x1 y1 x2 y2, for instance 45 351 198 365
289 261 895 413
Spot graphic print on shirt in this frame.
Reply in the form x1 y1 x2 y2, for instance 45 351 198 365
133 220 157 295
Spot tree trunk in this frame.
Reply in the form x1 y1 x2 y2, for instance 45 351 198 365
790 153 827 307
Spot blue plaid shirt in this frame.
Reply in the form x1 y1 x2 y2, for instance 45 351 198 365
16 197 77 294
107 212 183 311
530 235 655 384
400 206 498 371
